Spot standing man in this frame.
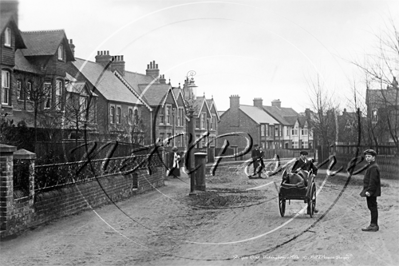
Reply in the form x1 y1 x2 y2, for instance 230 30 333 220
360 149 381 232
251 144 261 178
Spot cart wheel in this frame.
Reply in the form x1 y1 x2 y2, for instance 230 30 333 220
279 197 286 217
309 184 316 217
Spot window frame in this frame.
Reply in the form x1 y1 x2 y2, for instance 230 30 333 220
128 107 133 125
116 106 122 124
1 70 11 105
43 82 52 109
159 106 164 124
16 79 23 100
4 27 12 47
55 79 63 110
110 105 115 124
58 44 64 61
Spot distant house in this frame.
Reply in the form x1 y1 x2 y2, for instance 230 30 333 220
366 77 399 146
218 95 279 150
218 95 312 150
336 108 359 144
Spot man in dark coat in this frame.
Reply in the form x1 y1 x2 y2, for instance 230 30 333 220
251 144 261 177
292 151 318 177
360 149 381 232
291 151 319 214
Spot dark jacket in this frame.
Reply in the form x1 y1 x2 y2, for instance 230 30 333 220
292 158 318 175
360 161 381 197
251 149 261 161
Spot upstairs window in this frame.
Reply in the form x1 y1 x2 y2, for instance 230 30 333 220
159 107 164 124
1 70 11 105
166 105 171 125
4 27 11 47
261 124 265 137
275 125 279 137
200 113 206 129
16 80 23 100
372 109 378 122
55 79 62 110
58 44 64 61
128 108 133 125
116 106 121 124
27 81 32 100
110 106 115 124
43 82 52 109
134 109 139 125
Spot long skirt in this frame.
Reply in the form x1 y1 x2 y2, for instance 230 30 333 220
168 167 181 177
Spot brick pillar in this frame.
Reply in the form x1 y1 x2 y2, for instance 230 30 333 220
13 149 36 206
194 152 207 191
0 144 17 231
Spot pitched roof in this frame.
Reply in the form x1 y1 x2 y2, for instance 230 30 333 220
21 30 74 61
263 105 298 125
138 83 173 106
0 12 25 49
72 58 141 104
239 105 279 124
193 96 212 117
297 116 308 127
14 49 41 74
284 116 298 125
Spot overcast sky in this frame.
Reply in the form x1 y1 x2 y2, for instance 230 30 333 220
18 0 399 113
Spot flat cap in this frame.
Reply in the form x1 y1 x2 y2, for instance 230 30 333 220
300 151 308 155
363 149 377 156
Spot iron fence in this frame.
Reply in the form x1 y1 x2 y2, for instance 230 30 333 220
34 153 164 192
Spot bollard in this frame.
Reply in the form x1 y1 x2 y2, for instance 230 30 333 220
194 152 207 191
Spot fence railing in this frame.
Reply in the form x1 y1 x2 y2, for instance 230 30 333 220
34 153 164 192
35 140 147 163
334 144 398 156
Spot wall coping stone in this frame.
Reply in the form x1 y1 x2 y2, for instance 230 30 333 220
13 149 36 160
0 144 17 155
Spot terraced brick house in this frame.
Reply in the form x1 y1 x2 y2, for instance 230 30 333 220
218 95 312 151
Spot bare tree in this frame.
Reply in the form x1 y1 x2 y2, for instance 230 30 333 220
63 82 97 146
351 19 399 153
306 74 340 160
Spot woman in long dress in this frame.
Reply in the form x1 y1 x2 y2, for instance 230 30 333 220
168 146 181 178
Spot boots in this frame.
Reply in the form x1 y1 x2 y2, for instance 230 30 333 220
362 224 379 232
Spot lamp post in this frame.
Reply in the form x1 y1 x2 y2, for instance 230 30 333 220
184 71 197 194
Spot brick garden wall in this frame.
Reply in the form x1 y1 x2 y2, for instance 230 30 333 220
1 166 165 238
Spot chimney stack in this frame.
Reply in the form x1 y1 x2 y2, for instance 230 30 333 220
0 0 19 26
253 98 263 108
110 55 125 76
95 51 125 75
95 50 112 68
69 39 75 57
159 74 166 84
146 60 160 81
271 99 281 108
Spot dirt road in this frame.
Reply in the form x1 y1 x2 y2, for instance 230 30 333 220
1 164 398 266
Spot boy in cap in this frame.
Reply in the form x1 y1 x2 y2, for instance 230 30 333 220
360 149 381 232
